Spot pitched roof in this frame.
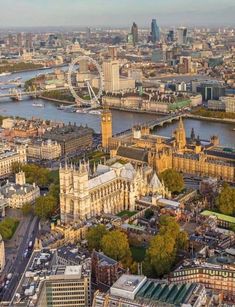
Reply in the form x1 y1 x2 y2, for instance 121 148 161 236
117 146 148 163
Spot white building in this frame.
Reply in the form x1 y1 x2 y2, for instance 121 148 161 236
0 147 27 177
103 60 120 92
27 139 61 160
221 96 235 113
0 171 40 209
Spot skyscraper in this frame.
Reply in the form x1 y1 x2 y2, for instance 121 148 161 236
102 60 120 92
25 32 33 50
151 19 160 43
177 27 188 45
17 33 23 48
86 27 91 40
8 34 14 48
167 29 175 43
131 22 138 46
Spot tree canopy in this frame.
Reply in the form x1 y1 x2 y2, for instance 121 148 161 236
34 195 57 219
12 162 52 187
86 224 108 251
160 169 184 193
216 184 235 216
0 217 19 240
101 230 132 268
144 215 188 277
22 203 33 216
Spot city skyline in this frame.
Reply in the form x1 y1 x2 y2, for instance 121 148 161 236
0 0 235 28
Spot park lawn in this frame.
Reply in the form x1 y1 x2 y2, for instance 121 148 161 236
130 246 146 262
116 210 137 218
0 217 19 240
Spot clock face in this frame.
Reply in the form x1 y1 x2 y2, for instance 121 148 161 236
108 117 111 120
102 117 105 121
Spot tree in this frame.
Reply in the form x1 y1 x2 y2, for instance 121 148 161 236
101 230 132 267
12 163 58 188
144 215 189 277
0 217 19 240
216 184 235 216
176 231 189 251
34 195 57 219
159 215 180 240
86 225 108 251
144 234 176 277
22 203 33 216
160 169 184 193
49 184 60 204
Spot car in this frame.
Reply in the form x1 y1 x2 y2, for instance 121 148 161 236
24 249 28 258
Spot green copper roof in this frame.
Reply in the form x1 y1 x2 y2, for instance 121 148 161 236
201 210 235 224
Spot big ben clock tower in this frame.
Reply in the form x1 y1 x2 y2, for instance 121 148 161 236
101 107 112 150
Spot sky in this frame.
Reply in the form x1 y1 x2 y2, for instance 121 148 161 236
0 0 234 28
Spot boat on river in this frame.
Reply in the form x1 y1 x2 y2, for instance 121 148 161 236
76 109 88 114
88 110 101 115
32 102 45 108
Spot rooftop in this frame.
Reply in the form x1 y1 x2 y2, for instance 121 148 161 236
201 210 235 224
111 274 146 293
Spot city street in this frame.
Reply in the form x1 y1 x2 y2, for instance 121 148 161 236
1 215 39 304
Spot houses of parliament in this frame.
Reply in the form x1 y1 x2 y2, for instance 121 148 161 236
101 108 235 183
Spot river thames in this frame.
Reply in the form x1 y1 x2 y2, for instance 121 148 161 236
0 69 235 147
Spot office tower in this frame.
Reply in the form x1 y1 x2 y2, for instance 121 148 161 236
17 33 23 48
8 34 14 47
177 27 188 45
108 46 118 60
127 33 134 45
102 60 120 92
150 19 160 43
196 81 225 101
101 107 112 150
86 27 91 40
151 49 163 62
35 265 91 307
167 29 175 42
179 56 192 73
131 22 138 46
25 33 33 50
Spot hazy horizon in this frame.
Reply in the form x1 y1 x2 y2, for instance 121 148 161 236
0 0 234 28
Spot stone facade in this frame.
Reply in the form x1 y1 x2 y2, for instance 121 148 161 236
0 146 27 177
60 161 165 224
109 117 235 182
27 139 61 160
0 171 40 209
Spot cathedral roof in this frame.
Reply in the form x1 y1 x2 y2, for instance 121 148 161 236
111 162 124 169
96 164 111 175
120 164 136 180
88 162 138 189
89 170 117 189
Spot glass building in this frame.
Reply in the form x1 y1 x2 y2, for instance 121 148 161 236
151 19 160 43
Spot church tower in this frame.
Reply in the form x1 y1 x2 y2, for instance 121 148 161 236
174 117 186 150
101 107 112 150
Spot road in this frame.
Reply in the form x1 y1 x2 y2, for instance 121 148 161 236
0 215 39 304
